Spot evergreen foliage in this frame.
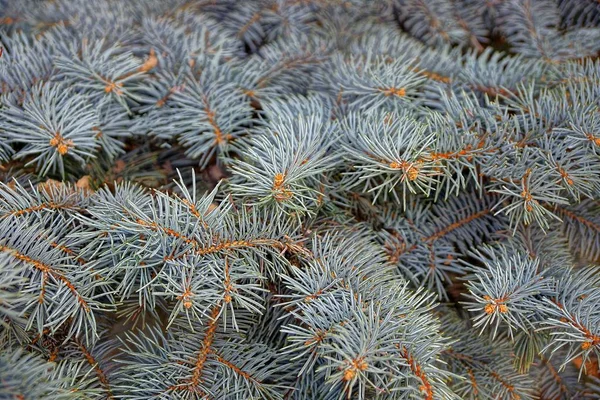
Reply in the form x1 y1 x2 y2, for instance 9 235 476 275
1 0 600 399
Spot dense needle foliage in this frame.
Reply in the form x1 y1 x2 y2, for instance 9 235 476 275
1 0 600 399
